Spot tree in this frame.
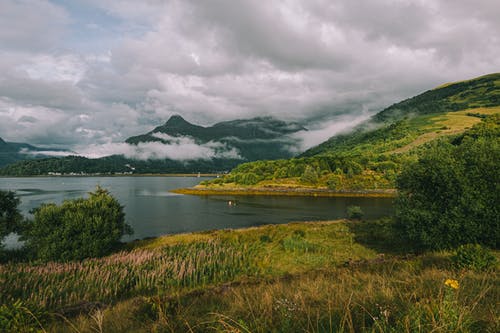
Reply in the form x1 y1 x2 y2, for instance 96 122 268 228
0 190 22 249
300 165 319 184
394 131 499 251
22 187 133 261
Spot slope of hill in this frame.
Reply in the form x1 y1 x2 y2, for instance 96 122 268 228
195 73 500 192
0 137 55 168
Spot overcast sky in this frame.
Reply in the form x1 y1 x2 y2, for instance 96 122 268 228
1 0 499 151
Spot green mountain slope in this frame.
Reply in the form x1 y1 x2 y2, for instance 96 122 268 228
0 137 57 168
303 73 500 157
203 73 500 190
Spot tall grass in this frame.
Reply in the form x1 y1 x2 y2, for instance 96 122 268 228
0 239 260 311
47 257 499 333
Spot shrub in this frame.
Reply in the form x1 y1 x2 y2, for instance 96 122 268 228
394 126 499 251
300 166 319 184
22 186 133 261
347 206 364 220
452 244 497 272
0 190 22 249
326 174 342 190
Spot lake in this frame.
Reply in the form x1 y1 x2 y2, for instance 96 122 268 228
0 177 394 244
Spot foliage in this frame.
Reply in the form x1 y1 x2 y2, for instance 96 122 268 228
452 244 497 272
347 205 364 220
0 300 46 333
300 165 319 184
21 187 133 261
395 115 500 251
0 190 22 250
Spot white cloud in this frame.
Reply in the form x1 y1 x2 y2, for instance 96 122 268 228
0 0 69 51
0 0 499 154
292 113 372 152
31 134 243 161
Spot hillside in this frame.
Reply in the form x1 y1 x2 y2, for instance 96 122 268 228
197 73 500 192
0 137 58 168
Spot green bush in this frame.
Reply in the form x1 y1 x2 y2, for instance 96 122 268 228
300 165 319 184
326 174 342 190
394 118 499 251
0 190 22 249
347 206 364 220
22 187 133 261
452 244 497 272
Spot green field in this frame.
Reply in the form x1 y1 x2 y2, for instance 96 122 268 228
1 220 498 332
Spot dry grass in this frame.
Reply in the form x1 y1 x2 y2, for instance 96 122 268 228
48 255 499 332
172 186 396 198
390 107 500 154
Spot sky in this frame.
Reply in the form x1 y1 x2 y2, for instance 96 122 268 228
0 0 499 157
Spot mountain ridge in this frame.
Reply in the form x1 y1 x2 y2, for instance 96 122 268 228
197 73 500 190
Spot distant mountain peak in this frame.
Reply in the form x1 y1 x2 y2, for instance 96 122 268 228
165 115 193 127
0 137 5 145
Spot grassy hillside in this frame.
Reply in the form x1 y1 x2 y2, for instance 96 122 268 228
2 220 497 332
198 74 500 192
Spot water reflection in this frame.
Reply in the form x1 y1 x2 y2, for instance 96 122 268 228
0 177 394 244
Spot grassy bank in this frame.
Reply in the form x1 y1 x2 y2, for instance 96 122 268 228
171 186 396 198
1 220 498 332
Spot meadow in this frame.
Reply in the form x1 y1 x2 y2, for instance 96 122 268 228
1 220 498 332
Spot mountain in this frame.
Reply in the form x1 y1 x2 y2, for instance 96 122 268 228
203 73 500 190
126 115 306 161
0 116 306 175
0 137 49 168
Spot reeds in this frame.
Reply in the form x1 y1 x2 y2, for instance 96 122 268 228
0 239 260 311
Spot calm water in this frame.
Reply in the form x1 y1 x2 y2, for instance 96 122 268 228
0 177 394 244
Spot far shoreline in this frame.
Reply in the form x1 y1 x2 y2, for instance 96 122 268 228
0 173 219 178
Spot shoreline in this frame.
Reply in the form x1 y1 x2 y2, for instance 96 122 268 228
171 186 397 198
0 173 218 178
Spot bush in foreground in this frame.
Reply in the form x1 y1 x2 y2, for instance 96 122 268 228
452 244 497 272
0 190 22 251
395 116 499 251
22 186 133 261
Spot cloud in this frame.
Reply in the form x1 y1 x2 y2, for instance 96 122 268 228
22 134 242 161
20 149 74 157
0 0 499 153
0 0 69 52
291 113 372 152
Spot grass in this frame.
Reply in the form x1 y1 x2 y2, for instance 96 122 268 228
1 219 498 332
0 221 381 312
390 107 500 154
172 186 396 198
